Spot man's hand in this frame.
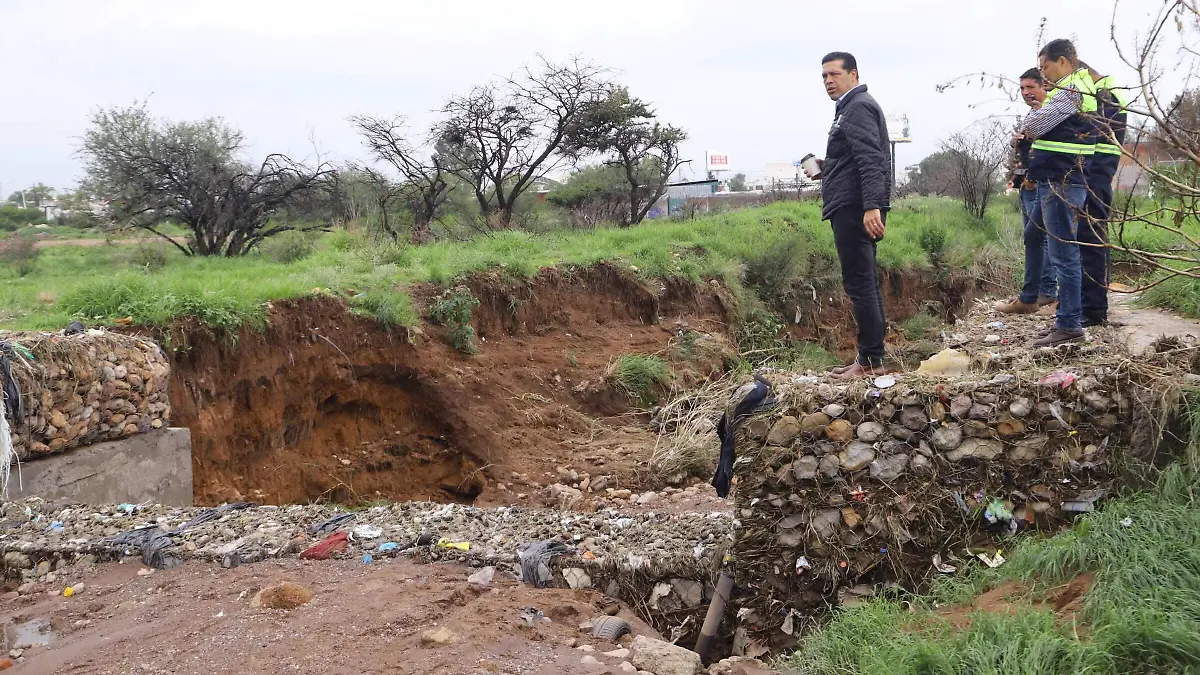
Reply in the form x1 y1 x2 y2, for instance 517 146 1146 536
1011 133 1024 147
863 209 885 239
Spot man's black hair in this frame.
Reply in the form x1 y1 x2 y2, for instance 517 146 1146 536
822 51 858 73
1038 39 1077 65
1020 67 1043 82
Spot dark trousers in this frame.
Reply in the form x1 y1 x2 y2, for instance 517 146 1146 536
831 207 887 368
1081 170 1114 323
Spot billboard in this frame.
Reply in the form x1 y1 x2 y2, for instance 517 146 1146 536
706 152 731 171
886 114 912 143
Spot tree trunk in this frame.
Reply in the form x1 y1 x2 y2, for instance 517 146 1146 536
411 217 433 244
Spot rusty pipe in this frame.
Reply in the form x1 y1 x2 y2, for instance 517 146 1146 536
694 571 734 661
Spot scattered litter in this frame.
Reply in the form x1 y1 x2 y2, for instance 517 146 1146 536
352 525 382 540
518 607 546 629
918 348 971 376
116 504 138 515
649 583 673 609
103 526 181 569
984 335 1002 344
932 554 957 574
987 321 1007 330
1062 489 1109 513
989 373 1015 385
62 586 74 597
1039 371 1078 389
977 550 1006 568
781 608 799 636
300 531 349 561
849 487 866 502
1121 517 1133 527
468 566 495 587
173 502 253 533
518 540 571 588
953 492 969 514
362 553 373 565
437 538 470 551
984 499 1013 524
873 374 897 389
795 556 812 574
377 542 400 554
590 616 632 640
307 512 356 537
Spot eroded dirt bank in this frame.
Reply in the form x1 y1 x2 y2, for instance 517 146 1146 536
150 264 978 506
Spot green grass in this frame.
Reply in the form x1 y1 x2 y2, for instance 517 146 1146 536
606 354 671 406
0 198 1015 334
902 313 940 341
1139 274 1200 318
779 398 1200 675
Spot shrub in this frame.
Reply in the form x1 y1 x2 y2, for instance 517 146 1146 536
606 354 671 406
0 234 40 277
428 286 479 354
261 231 317 264
129 243 171 271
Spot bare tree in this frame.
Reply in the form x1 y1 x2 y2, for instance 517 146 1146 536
80 103 335 256
940 119 1009 220
350 115 452 244
565 86 688 226
436 56 610 229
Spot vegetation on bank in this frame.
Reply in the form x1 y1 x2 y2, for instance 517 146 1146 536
0 197 1019 334
779 399 1200 675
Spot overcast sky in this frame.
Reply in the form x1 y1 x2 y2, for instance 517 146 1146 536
0 0 1173 194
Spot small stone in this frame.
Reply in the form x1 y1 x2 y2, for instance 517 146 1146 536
35 561 50 576
818 455 840 478
996 416 1026 437
747 419 771 440
825 419 854 442
604 647 632 659
932 425 963 451
822 404 846 418
468 566 495 588
899 405 929 431
68 583 84 596
968 403 992 420
869 454 909 482
636 491 658 505
619 662 638 673
950 395 973 419
910 454 932 473
856 421 885 442
791 456 819 481
1009 397 1033 418
811 509 841 539
766 417 803 446
631 635 704 675
420 626 457 647
889 425 917 442
839 442 875 471
841 507 861 529
671 579 704 607
1083 392 1111 412
945 438 1004 462
964 420 992 438
799 412 831 437
576 644 596 651
581 655 603 666
3 552 30 570
562 568 592 590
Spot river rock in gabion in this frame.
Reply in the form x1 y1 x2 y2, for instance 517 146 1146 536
2 331 171 460
728 354 1172 653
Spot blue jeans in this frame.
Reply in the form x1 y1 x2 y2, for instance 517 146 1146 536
1018 187 1057 304
1038 181 1086 331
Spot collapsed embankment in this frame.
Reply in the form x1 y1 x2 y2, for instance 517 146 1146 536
135 263 981 506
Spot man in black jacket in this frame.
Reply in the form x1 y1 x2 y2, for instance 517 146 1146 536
804 51 892 380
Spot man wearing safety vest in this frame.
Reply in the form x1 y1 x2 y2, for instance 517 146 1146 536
1017 38 1097 347
1078 63 1129 327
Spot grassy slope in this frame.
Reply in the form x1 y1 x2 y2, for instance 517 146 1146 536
780 402 1200 675
0 198 1020 333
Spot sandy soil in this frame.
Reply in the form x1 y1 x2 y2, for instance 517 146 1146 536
2 557 662 675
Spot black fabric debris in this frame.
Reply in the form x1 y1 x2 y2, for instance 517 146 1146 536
0 342 24 425
64 322 86 336
172 502 255 534
104 526 181 569
712 374 774 499
307 512 357 537
518 540 572 588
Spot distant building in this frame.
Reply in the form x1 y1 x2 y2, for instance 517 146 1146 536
1116 128 1190 196
39 201 61 221
743 162 817 192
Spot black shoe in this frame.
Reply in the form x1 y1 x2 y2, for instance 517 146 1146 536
1082 316 1108 328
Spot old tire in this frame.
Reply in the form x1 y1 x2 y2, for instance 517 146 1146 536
591 616 632 640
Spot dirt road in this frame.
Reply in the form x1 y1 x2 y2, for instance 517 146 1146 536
2 557 662 675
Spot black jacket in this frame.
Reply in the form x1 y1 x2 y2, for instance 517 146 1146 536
821 85 892 220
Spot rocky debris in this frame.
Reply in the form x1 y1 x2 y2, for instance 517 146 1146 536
2 331 172 460
420 626 457 647
631 635 704 675
562 568 592 589
708 656 780 675
248 582 313 610
766 417 802 446
824 419 854 442
467 566 495 589
838 442 874 471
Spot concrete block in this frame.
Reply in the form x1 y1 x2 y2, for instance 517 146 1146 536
5 428 192 506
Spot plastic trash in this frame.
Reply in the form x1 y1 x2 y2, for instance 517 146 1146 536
917 349 971 377
977 550 1006 568
987 321 1007 330
984 334 1002 344
984 498 1013 524
377 542 400 554
1121 517 1133 527
873 374 897 389
989 374 1015 385
795 556 812 574
437 538 470 551
932 554 957 574
1038 371 1078 389
352 525 382 540
300 531 349 561
362 553 373 565
308 512 357 537
953 492 969 514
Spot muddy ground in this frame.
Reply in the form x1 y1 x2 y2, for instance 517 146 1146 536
1 556 659 675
